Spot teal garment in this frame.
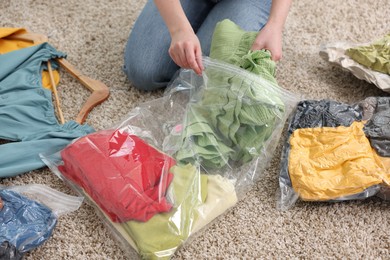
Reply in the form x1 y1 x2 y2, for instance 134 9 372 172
346 33 390 75
174 19 285 168
0 43 94 177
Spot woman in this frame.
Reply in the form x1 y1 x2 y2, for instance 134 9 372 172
124 0 292 91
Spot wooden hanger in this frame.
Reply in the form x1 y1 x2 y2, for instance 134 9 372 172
5 32 110 124
47 60 65 123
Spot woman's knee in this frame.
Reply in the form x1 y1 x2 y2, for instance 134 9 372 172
123 62 158 91
123 56 177 92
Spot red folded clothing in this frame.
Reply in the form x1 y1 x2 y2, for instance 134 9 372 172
58 129 175 222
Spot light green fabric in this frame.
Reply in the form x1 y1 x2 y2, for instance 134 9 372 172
191 174 238 234
101 167 237 259
175 107 234 169
346 33 390 74
122 164 208 260
210 19 277 84
175 19 285 168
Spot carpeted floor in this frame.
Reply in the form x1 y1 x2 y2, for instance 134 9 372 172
1 0 390 259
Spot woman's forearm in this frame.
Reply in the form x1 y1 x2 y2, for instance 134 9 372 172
266 0 292 31
153 0 203 74
154 0 193 35
251 0 292 60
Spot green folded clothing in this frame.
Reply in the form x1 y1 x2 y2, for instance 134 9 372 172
122 164 208 260
175 19 285 168
210 19 277 84
346 33 390 74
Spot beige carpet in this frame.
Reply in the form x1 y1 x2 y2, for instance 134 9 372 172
2 0 390 259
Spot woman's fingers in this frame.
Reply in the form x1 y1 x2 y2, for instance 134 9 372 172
170 45 203 74
184 45 202 75
195 45 204 73
169 36 204 75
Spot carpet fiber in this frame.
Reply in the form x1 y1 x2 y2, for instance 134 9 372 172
2 0 390 259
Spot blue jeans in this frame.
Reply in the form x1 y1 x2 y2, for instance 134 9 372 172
123 0 272 91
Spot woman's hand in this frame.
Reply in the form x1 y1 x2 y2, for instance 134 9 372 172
251 23 283 61
154 0 204 75
169 29 204 75
251 0 292 61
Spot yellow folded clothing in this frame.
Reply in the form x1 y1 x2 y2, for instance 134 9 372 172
289 121 390 201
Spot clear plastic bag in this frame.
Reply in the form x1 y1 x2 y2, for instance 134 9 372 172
42 57 300 259
277 97 390 211
0 184 83 256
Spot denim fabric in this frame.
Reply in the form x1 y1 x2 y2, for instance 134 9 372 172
123 0 272 91
0 43 94 178
0 190 57 253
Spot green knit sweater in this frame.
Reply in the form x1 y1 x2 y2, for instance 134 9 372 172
175 19 285 169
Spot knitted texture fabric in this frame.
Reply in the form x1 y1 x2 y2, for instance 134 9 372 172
210 19 276 84
174 19 284 168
